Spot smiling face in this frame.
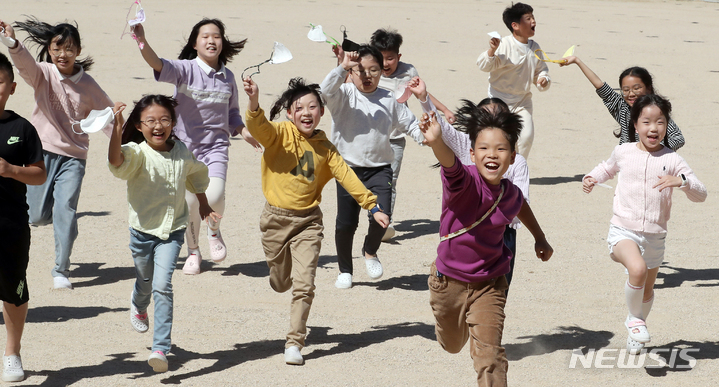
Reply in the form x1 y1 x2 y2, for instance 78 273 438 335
288 93 324 137
49 36 80 76
470 127 516 185
634 104 667 152
512 13 536 41
349 55 382 93
193 23 223 69
380 50 401 77
621 75 649 107
136 104 174 151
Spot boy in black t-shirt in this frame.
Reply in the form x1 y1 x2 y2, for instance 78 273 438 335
0 52 46 382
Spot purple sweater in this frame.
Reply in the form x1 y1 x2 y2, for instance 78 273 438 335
437 158 524 283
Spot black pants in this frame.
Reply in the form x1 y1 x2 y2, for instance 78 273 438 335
335 165 392 275
503 225 517 297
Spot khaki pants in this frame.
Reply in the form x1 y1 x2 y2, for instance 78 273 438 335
260 203 323 348
428 260 509 387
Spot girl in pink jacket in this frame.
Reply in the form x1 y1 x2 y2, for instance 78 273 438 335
583 94 706 355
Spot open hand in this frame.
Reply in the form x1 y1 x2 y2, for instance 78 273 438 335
653 175 682 192
373 212 390 228
341 51 360 71
419 111 442 145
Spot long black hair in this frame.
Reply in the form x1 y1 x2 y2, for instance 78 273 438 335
270 77 323 121
14 16 94 71
178 18 246 65
122 95 178 145
628 94 671 148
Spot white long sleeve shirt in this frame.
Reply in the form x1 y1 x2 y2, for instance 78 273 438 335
320 65 424 168
476 35 550 109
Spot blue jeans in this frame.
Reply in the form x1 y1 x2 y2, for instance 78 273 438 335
503 226 517 297
26 151 86 278
129 228 184 354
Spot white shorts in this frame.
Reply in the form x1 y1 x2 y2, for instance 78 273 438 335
607 224 666 269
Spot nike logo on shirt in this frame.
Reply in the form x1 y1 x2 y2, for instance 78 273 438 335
7 136 20 145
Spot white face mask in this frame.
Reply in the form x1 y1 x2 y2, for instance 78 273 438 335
72 107 115 134
0 27 17 48
270 42 292 64
394 81 411 104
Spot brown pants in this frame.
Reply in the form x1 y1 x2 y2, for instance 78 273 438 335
260 203 323 349
428 260 509 387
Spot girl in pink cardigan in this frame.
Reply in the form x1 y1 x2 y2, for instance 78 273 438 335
583 94 706 355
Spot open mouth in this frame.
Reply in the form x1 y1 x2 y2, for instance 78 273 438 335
300 118 313 128
485 162 500 171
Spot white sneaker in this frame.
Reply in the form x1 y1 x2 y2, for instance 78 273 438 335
284 346 304 365
381 225 396 242
53 276 72 290
2 354 24 382
335 273 352 289
625 316 651 343
148 351 168 372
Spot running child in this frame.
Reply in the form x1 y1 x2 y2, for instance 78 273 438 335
582 94 705 354
369 28 455 241
409 77 529 295
476 2 550 159
421 103 552 386
1 17 114 289
561 56 685 150
0 52 46 383
131 19 260 274
243 77 389 365
320 45 425 289
108 95 219 372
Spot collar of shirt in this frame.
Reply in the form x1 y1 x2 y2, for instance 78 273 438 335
52 64 84 84
195 57 226 76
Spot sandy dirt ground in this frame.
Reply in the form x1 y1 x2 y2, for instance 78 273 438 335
2 0 719 385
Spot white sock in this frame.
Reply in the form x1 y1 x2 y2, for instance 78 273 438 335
642 292 654 320
207 226 220 240
188 247 201 256
625 280 644 320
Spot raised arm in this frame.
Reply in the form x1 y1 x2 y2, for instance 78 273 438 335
561 56 604 89
131 24 163 73
108 102 127 167
420 111 455 168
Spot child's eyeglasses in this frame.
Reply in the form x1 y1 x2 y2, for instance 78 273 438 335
351 68 381 78
140 118 172 128
621 86 645 96
50 48 77 58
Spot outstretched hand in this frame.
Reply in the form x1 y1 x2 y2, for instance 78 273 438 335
0 20 15 39
419 111 442 146
407 76 428 100
112 102 126 130
341 51 360 71
243 77 260 111
332 44 344 64
130 24 146 41
199 202 222 224
560 55 578 67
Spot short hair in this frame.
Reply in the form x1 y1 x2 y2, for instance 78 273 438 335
370 28 403 53
270 77 324 121
502 2 534 32
178 18 246 65
0 53 14 82
628 94 671 147
122 95 178 145
455 99 523 151
357 44 384 69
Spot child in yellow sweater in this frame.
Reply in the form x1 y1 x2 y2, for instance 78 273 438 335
243 77 389 365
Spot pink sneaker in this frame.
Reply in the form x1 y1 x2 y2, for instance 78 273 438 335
182 251 202 275
208 229 227 263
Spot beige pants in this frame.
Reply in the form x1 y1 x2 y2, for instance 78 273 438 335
429 260 509 387
260 203 323 348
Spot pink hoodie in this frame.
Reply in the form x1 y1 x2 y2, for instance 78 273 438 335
9 42 113 159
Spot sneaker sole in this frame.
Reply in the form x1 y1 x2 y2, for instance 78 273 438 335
148 358 168 373
2 373 24 382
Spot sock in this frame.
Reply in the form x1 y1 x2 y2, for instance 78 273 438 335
625 280 644 320
207 226 220 240
188 247 201 256
642 292 654 321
